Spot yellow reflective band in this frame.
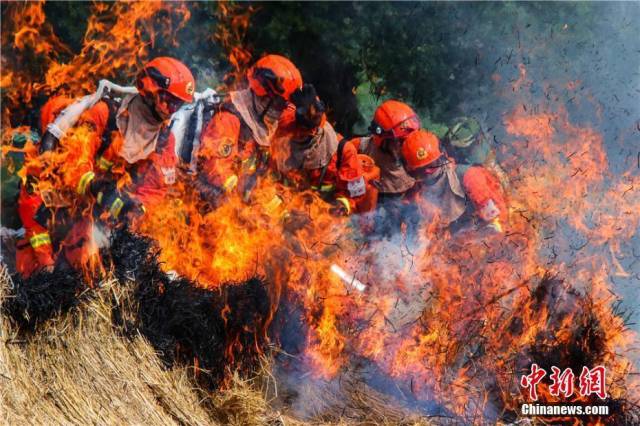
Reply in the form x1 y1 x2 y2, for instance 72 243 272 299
265 195 283 214
488 218 503 233
96 191 103 204
109 197 124 218
77 171 95 195
223 175 238 192
29 232 51 249
311 184 335 193
335 197 351 215
97 156 113 171
242 157 257 172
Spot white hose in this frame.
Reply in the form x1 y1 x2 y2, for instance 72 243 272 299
193 87 220 103
47 81 219 142
46 79 138 139
171 87 220 170
330 264 367 292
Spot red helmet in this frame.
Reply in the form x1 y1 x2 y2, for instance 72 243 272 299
370 100 420 146
136 57 195 118
401 129 442 172
248 54 302 102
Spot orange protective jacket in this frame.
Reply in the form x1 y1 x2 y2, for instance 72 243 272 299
15 96 77 277
196 104 258 196
406 162 507 229
37 95 177 206
16 95 177 276
197 87 288 206
16 185 55 277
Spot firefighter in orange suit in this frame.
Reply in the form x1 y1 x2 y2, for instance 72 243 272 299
196 54 302 209
12 131 54 278
270 84 379 216
350 100 420 237
400 129 508 234
17 57 194 274
13 96 76 277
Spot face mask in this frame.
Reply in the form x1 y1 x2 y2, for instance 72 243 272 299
412 156 446 183
153 90 184 120
254 93 285 126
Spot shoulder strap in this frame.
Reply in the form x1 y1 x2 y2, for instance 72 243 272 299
95 98 120 159
156 120 175 153
335 137 348 170
178 101 202 163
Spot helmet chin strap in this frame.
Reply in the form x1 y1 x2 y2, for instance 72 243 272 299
260 97 274 123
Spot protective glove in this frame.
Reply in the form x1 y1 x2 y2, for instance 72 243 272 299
486 218 503 233
194 174 225 210
89 176 116 198
34 203 52 228
329 197 351 217
94 186 143 223
39 131 59 153
291 84 326 129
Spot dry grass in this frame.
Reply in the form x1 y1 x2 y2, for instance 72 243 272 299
0 265 433 425
0 266 291 425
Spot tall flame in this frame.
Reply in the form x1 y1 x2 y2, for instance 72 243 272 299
1 3 638 423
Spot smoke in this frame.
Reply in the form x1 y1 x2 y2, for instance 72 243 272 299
449 3 640 134
439 2 640 378
273 2 640 419
2 2 638 422
462 2 640 335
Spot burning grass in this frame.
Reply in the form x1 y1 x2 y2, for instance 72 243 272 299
2 182 638 423
1 225 272 388
0 265 434 425
0 266 247 425
109 228 272 389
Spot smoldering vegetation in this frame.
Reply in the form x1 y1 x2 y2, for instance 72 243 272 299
2 228 272 390
0 266 295 426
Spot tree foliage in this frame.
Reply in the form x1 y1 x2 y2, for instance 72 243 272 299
238 1 635 135
6 1 638 136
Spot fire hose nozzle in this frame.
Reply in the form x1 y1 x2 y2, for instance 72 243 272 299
330 264 367 292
